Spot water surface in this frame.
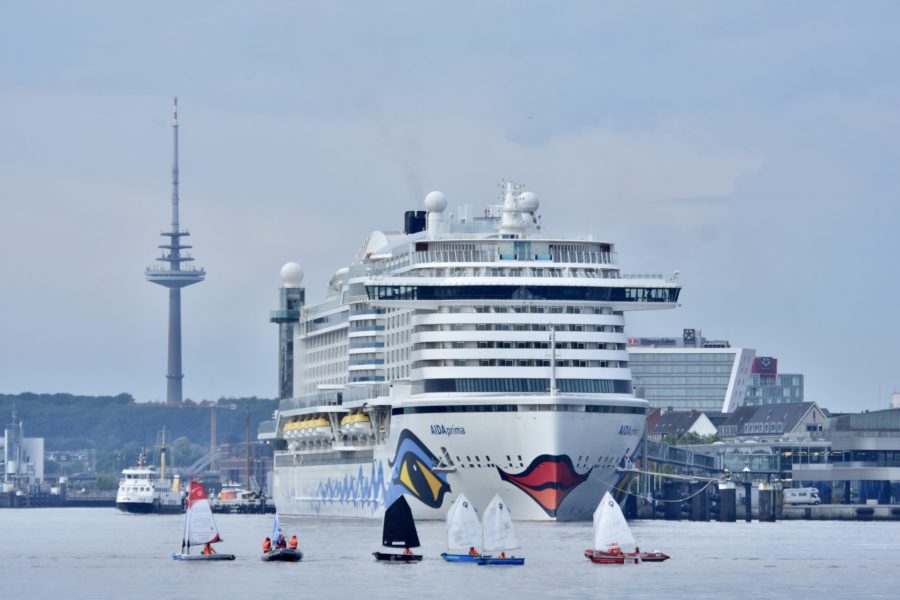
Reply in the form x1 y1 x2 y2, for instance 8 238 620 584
1 509 897 599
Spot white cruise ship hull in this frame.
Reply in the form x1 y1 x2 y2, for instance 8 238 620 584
272 398 644 521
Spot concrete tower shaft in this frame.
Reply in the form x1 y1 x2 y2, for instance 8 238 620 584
145 97 205 404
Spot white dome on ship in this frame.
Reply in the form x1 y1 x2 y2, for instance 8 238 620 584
518 191 539 212
424 190 447 213
280 262 304 287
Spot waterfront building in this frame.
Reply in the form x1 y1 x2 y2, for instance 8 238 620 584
270 263 305 400
793 408 900 504
628 329 754 413
217 441 273 492
717 402 826 440
741 356 804 407
2 411 44 492
646 409 717 442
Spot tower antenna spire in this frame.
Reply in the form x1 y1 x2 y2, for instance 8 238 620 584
146 97 205 404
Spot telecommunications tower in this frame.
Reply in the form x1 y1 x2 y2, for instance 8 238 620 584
145 97 205 403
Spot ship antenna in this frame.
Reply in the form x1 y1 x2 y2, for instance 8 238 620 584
171 96 179 233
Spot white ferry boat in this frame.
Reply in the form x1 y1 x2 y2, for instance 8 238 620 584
115 444 183 514
260 184 681 520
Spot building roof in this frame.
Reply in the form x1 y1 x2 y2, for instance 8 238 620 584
649 410 706 437
720 406 757 431
721 402 819 437
705 413 730 428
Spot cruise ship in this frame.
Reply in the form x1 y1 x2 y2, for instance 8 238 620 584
259 183 681 520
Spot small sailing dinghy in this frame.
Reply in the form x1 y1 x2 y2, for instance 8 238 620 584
441 494 483 562
477 495 524 566
373 495 423 562
262 512 303 562
172 481 235 561
584 492 669 564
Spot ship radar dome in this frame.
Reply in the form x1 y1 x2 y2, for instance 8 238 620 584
280 262 304 287
424 191 447 213
518 191 539 212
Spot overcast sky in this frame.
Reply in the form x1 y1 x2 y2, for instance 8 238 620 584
1 1 898 411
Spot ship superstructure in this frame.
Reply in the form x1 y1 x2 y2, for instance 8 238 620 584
260 184 681 520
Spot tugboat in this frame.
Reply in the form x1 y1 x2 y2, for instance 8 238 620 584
116 429 183 514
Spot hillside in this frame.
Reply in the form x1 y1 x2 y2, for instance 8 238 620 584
0 392 277 452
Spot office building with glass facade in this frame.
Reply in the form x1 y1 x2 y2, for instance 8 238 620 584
628 328 754 413
741 356 804 407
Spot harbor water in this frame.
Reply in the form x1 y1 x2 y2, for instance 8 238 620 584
1 509 898 599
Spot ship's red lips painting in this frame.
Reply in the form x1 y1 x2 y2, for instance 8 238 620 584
497 455 591 517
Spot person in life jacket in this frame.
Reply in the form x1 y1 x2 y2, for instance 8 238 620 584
468 546 478 556
499 552 507 559
201 543 215 555
289 535 298 550
403 547 413 556
262 537 272 553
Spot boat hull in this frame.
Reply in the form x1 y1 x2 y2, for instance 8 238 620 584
477 557 525 566
261 548 303 562
372 552 422 562
634 552 669 562
172 553 235 561
583 549 642 564
116 501 182 514
273 401 644 521
441 553 484 562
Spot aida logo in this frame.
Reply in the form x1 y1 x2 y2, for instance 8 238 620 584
388 430 451 509
618 425 639 436
430 424 466 437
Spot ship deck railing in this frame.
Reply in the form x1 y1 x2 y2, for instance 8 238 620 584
364 248 622 277
277 383 391 413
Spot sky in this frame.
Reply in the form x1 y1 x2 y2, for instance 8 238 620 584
1 1 898 411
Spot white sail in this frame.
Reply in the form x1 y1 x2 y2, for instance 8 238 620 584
183 481 221 550
482 494 519 552
592 492 636 552
446 494 482 551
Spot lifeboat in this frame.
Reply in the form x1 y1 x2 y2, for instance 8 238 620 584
340 412 371 436
339 413 354 436
282 420 302 439
307 417 332 440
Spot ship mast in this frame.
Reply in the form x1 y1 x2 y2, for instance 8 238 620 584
549 325 558 396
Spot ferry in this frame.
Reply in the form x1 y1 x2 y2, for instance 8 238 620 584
260 184 681 520
116 431 183 514
115 450 183 514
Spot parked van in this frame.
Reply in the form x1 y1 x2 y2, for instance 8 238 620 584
784 487 821 505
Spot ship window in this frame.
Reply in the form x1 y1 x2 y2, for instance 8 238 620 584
475 456 480 461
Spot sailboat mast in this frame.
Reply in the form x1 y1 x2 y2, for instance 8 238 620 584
160 427 167 482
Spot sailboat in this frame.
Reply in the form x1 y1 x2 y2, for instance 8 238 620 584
441 494 483 562
373 495 423 562
172 481 235 561
584 492 669 564
261 512 303 562
477 495 524 566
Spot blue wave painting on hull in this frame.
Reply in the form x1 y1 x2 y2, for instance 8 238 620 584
312 461 388 515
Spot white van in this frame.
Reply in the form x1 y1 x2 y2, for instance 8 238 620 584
784 487 821 505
